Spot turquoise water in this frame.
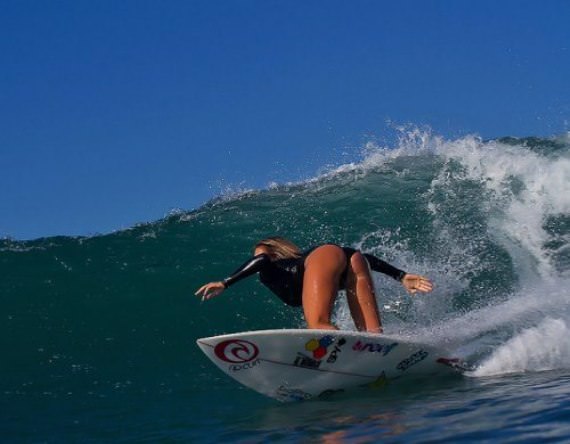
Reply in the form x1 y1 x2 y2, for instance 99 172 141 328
2 131 570 442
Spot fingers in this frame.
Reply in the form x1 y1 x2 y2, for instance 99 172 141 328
194 284 209 296
195 282 224 300
404 274 433 294
203 288 220 300
197 285 214 299
414 276 433 292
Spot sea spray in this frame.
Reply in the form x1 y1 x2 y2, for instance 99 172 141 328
473 318 570 376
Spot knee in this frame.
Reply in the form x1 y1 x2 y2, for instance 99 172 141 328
306 313 333 325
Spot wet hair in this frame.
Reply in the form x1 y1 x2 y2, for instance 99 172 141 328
254 237 302 260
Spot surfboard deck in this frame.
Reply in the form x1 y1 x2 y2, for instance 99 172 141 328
197 329 467 401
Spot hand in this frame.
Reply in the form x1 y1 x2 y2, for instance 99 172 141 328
401 274 433 295
195 281 226 301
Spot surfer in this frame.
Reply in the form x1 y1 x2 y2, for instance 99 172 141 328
195 237 432 333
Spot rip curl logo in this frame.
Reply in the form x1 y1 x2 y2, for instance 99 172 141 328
229 359 260 373
214 339 259 364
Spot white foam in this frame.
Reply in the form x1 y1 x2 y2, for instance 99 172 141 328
473 318 570 376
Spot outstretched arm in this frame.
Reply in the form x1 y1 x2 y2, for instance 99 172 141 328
363 253 433 294
195 254 270 300
363 253 406 281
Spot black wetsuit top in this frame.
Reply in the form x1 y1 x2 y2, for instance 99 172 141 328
222 247 406 307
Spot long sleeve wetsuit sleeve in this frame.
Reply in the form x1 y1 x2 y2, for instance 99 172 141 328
363 253 406 282
222 254 270 288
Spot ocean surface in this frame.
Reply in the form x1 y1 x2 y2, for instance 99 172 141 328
2 130 570 442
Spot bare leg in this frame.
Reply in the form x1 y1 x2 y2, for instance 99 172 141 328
302 245 346 330
346 252 383 333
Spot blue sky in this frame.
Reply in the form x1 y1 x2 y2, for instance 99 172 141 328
1 0 569 240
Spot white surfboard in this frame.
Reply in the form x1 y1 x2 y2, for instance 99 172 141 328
196 329 467 401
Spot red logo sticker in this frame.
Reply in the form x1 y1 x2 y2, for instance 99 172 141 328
214 339 259 363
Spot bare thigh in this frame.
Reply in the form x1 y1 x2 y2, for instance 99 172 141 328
345 252 382 333
302 245 347 330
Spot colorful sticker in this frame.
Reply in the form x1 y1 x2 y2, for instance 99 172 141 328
305 335 334 360
294 335 346 369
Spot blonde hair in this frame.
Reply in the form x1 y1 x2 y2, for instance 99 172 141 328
254 237 302 260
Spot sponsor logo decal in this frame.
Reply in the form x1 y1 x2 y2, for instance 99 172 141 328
214 339 259 364
294 335 346 369
294 352 322 369
352 340 398 356
397 349 429 372
229 359 260 373
275 385 312 402
326 338 346 363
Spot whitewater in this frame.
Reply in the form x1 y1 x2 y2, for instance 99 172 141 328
2 130 570 442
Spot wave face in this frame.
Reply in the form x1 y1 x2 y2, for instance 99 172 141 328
2 130 570 397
